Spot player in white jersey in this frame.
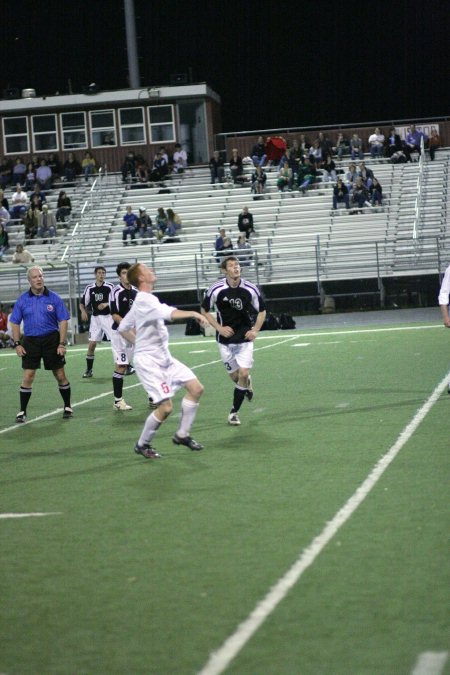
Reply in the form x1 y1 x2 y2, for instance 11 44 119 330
438 264 450 392
119 262 208 459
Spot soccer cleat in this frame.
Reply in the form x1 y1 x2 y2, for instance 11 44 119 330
82 370 93 378
245 375 254 401
114 398 132 410
62 406 73 419
228 412 241 426
134 442 161 459
125 365 135 376
172 433 204 451
16 411 26 424
148 397 158 410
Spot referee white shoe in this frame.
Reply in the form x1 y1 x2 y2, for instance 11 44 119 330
228 412 241 426
114 398 132 410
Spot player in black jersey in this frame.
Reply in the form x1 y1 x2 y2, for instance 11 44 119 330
110 262 137 410
79 266 114 378
201 256 266 426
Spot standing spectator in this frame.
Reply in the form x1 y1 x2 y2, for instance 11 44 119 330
122 205 138 246
82 151 96 182
201 256 266 426
251 136 267 167
12 157 27 185
56 190 72 223
63 153 81 182
79 266 114 378
118 262 207 458
37 204 57 243
12 244 34 264
237 206 255 240
172 143 187 173
0 223 9 261
428 128 441 161
332 178 350 210
368 127 385 158
9 184 29 219
109 262 137 411
121 151 137 182
137 208 154 244
36 159 52 190
350 133 364 160
209 150 225 184
251 165 267 195
317 132 333 161
10 265 73 423
228 148 244 184
155 207 168 240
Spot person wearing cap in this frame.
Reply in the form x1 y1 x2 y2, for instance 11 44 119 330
137 208 154 244
37 204 57 243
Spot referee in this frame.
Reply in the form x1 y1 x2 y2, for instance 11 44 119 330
10 266 73 423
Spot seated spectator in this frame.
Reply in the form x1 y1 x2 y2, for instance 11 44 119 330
37 204 57 242
172 143 187 173
63 152 81 182
0 158 12 189
251 165 267 195
332 178 350 210
216 236 233 262
350 177 370 211
345 162 358 188
236 233 253 267
384 127 403 158
155 207 168 240
12 243 34 264
251 136 267 167
162 219 181 243
215 228 227 252
0 223 9 261
82 151 96 182
47 153 61 180
298 134 311 155
277 161 293 192
24 162 36 191
322 155 337 183
317 132 333 161
36 159 52 190
333 133 350 160
149 152 169 182
405 124 427 160
289 138 304 167
265 136 287 170
229 148 244 183
297 157 317 193
358 161 374 188
137 208 154 244
22 207 39 243
9 184 28 219
368 128 385 158
350 133 364 160
428 128 441 161
238 206 255 239
0 204 10 227
121 151 137 182
29 185 46 211
56 190 72 223
12 157 26 185
135 155 149 183
369 177 383 206
209 150 225 184
166 208 182 233
309 140 323 166
0 189 8 211
122 205 138 245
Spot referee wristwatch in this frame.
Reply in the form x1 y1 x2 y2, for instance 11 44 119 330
59 341 67 347
14 340 21 347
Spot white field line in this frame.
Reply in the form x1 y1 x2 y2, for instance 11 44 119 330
0 512 62 519
197 370 450 675
411 651 449 675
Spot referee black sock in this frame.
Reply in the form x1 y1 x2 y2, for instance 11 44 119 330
58 383 71 408
113 371 124 400
86 355 94 372
19 387 32 413
231 386 246 414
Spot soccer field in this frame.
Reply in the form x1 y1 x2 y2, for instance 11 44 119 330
1 315 449 675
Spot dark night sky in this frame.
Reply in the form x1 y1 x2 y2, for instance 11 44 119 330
3 0 449 132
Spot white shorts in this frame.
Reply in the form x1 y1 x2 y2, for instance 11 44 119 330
111 329 134 366
133 353 197 404
89 314 113 342
218 341 254 373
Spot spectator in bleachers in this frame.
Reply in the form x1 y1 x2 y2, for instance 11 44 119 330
82 151 96 182
237 206 255 239
317 132 333 161
322 155 337 183
135 155 149 183
36 159 52 190
12 244 34 264
298 134 311 154
166 208 182 233
277 160 293 192
0 158 12 189
345 162 358 188
0 189 8 211
216 236 233 262
251 165 267 195
384 127 403 158
236 233 253 267
137 208 154 244
428 128 441 161
122 205 138 246
0 204 11 226
297 157 318 194
63 152 81 182
37 204 57 243
29 185 46 211
333 133 350 160
288 139 303 167
172 143 188 173
251 136 267 167
405 124 427 161
56 190 72 223
150 151 169 182
350 133 364 160
0 223 9 261
332 178 350 210
209 150 225 184
215 228 227 252
47 153 61 181
368 128 385 158
350 177 370 212
31 154 39 170
309 140 323 167
10 184 29 219
369 177 383 206
121 151 137 182
357 161 374 188
23 207 39 243
229 148 244 184
24 162 36 191
12 157 26 186
156 207 168 240
162 216 181 243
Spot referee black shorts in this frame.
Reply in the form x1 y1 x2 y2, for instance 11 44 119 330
21 331 66 371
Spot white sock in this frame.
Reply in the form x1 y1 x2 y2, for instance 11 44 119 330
177 398 199 438
139 412 162 446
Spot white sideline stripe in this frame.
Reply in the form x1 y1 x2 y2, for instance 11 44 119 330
197 371 450 675
0 512 62 519
411 651 449 675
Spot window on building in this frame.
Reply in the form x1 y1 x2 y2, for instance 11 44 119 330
119 107 146 145
90 110 116 147
32 114 58 152
148 105 175 143
2 116 29 155
60 112 87 150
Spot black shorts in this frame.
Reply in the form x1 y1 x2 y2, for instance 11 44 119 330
22 332 66 371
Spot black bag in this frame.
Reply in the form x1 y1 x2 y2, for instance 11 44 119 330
261 313 279 331
279 313 296 329
185 318 201 336
158 188 172 194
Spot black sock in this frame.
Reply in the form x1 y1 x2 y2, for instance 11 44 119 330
231 386 246 413
19 387 32 413
86 355 94 372
59 383 71 407
113 371 124 400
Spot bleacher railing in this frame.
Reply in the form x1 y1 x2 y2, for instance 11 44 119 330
412 136 425 241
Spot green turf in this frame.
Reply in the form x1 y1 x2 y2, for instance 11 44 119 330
0 322 449 674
